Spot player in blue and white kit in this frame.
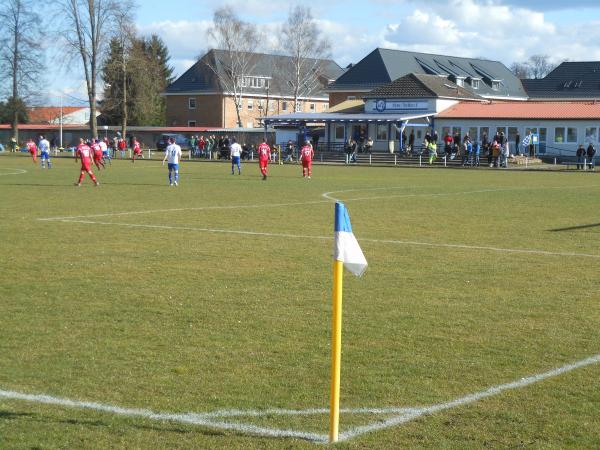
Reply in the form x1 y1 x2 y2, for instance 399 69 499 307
230 138 242 175
100 137 111 165
38 135 51 168
162 137 182 186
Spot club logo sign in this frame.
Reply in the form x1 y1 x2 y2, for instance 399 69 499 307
375 99 386 112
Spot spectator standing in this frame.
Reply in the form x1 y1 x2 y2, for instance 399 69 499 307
576 144 586 170
364 137 373 154
515 132 521 155
473 141 481 167
428 139 437 164
408 130 415 153
443 132 453 159
198 136 206 157
491 140 500 167
586 143 596 170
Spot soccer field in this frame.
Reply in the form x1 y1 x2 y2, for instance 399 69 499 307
1 155 599 449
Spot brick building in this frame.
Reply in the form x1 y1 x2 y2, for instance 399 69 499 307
164 49 343 128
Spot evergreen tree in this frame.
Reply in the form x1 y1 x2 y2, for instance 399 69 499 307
101 34 174 126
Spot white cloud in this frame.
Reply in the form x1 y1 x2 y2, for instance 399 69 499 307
378 0 598 67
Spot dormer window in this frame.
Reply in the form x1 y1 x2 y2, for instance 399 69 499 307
456 77 465 87
471 79 480 89
492 80 500 91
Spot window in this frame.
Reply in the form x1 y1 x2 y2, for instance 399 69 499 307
309 103 316 111
188 98 196 109
247 99 253 110
188 120 196 127
456 78 464 87
508 127 519 144
347 96 356 100
242 77 270 89
554 127 565 143
322 104 328 111
295 102 302 112
335 125 345 140
585 127 598 143
469 127 478 142
442 127 451 138
376 124 388 141
567 127 578 143
480 127 489 142
492 81 500 91
246 121 253 128
282 101 288 111
268 100 274 111
471 79 480 89
416 130 422 140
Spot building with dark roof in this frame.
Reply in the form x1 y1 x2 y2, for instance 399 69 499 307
327 48 528 106
522 62 600 100
164 49 343 128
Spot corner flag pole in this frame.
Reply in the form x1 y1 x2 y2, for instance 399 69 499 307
329 202 368 444
329 259 343 443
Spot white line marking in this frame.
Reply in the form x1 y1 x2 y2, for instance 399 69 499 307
38 184 600 222
323 184 600 202
338 353 600 442
0 388 327 443
2 353 599 443
37 200 329 221
0 168 27 176
48 218 600 259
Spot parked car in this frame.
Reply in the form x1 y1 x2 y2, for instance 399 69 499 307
156 134 190 150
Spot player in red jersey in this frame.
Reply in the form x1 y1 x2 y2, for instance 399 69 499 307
257 139 271 180
75 138 99 186
91 139 105 170
26 138 38 163
300 140 314 179
131 137 143 162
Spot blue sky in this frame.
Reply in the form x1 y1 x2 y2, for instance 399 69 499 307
46 0 600 105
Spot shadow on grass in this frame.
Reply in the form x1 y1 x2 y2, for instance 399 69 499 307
0 410 34 420
549 223 600 232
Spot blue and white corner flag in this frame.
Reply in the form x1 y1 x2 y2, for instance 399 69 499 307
334 202 368 277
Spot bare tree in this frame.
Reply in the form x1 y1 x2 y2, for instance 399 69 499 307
0 0 43 142
280 5 331 113
56 0 134 138
207 6 260 128
527 54 556 79
510 62 530 79
511 55 558 79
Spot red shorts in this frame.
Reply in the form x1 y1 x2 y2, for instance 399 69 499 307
81 161 91 171
302 160 312 167
259 159 268 168
94 152 102 161
134 149 142 155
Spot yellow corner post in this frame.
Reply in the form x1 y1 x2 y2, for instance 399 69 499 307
329 259 344 443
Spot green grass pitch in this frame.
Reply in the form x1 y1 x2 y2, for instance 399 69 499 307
1 155 599 448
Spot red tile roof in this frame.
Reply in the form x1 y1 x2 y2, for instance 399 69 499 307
437 101 600 120
27 107 85 123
